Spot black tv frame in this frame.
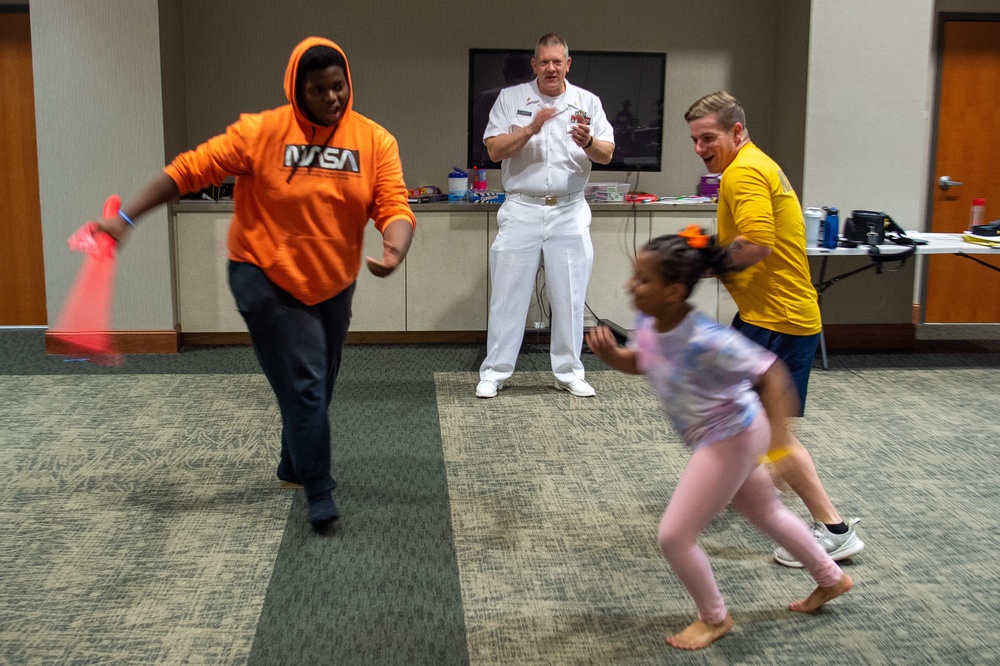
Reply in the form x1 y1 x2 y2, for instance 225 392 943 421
467 48 667 173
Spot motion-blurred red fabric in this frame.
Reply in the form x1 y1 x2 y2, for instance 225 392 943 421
49 196 123 366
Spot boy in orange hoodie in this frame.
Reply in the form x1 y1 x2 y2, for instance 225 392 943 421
94 37 416 531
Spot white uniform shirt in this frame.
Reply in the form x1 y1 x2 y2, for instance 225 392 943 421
484 79 614 197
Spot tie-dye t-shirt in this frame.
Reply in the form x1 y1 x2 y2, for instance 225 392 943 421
631 310 777 449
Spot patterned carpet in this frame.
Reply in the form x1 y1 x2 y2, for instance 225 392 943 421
435 369 1000 665
1 330 998 664
0 374 289 664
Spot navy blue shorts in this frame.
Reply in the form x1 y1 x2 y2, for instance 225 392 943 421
732 315 819 417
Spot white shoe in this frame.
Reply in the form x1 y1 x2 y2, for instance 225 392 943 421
774 517 865 568
554 378 595 397
476 380 503 398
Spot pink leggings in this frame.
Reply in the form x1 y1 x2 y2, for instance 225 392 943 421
658 414 842 624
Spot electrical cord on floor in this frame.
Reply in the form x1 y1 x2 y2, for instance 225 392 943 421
632 202 640 260
525 176 643 355
582 301 602 354
525 266 551 353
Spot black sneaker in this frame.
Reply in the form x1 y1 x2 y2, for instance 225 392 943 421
307 491 339 531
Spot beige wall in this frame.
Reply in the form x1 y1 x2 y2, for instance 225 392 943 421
31 0 175 330
31 0 989 329
33 0 801 329
157 0 187 165
799 1 935 324
936 0 1000 12
802 0 936 227
176 0 787 198
770 0 811 195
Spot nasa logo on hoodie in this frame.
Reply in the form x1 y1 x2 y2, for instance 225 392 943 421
283 145 361 173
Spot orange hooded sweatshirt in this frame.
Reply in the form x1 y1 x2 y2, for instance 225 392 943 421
164 37 415 305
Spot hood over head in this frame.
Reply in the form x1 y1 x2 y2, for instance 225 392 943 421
283 37 353 131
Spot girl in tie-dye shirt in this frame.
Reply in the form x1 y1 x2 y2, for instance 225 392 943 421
585 229 851 651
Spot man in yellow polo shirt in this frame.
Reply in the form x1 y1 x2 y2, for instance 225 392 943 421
684 91 864 567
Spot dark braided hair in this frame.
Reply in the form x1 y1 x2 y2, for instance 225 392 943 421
641 230 733 299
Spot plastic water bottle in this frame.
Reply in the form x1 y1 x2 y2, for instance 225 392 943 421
821 206 840 249
803 207 823 247
970 198 985 230
448 167 468 202
473 167 488 192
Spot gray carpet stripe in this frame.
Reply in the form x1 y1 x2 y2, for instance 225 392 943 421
246 346 474 666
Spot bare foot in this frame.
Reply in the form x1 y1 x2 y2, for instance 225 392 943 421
665 614 734 650
789 573 853 613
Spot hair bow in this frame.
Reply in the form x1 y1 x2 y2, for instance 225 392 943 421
678 225 709 249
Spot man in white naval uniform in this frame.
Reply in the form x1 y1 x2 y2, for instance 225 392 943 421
476 33 614 399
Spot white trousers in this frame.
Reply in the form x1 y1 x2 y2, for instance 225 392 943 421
480 198 593 384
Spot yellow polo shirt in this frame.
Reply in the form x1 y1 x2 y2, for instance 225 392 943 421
716 142 821 336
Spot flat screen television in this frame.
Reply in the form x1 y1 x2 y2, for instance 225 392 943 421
468 48 666 172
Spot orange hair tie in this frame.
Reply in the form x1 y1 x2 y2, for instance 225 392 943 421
679 225 709 249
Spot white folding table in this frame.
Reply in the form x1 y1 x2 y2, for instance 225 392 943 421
807 232 1000 368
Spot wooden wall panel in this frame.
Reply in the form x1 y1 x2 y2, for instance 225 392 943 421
0 11 46 325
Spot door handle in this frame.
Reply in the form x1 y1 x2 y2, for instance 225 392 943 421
937 176 963 191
